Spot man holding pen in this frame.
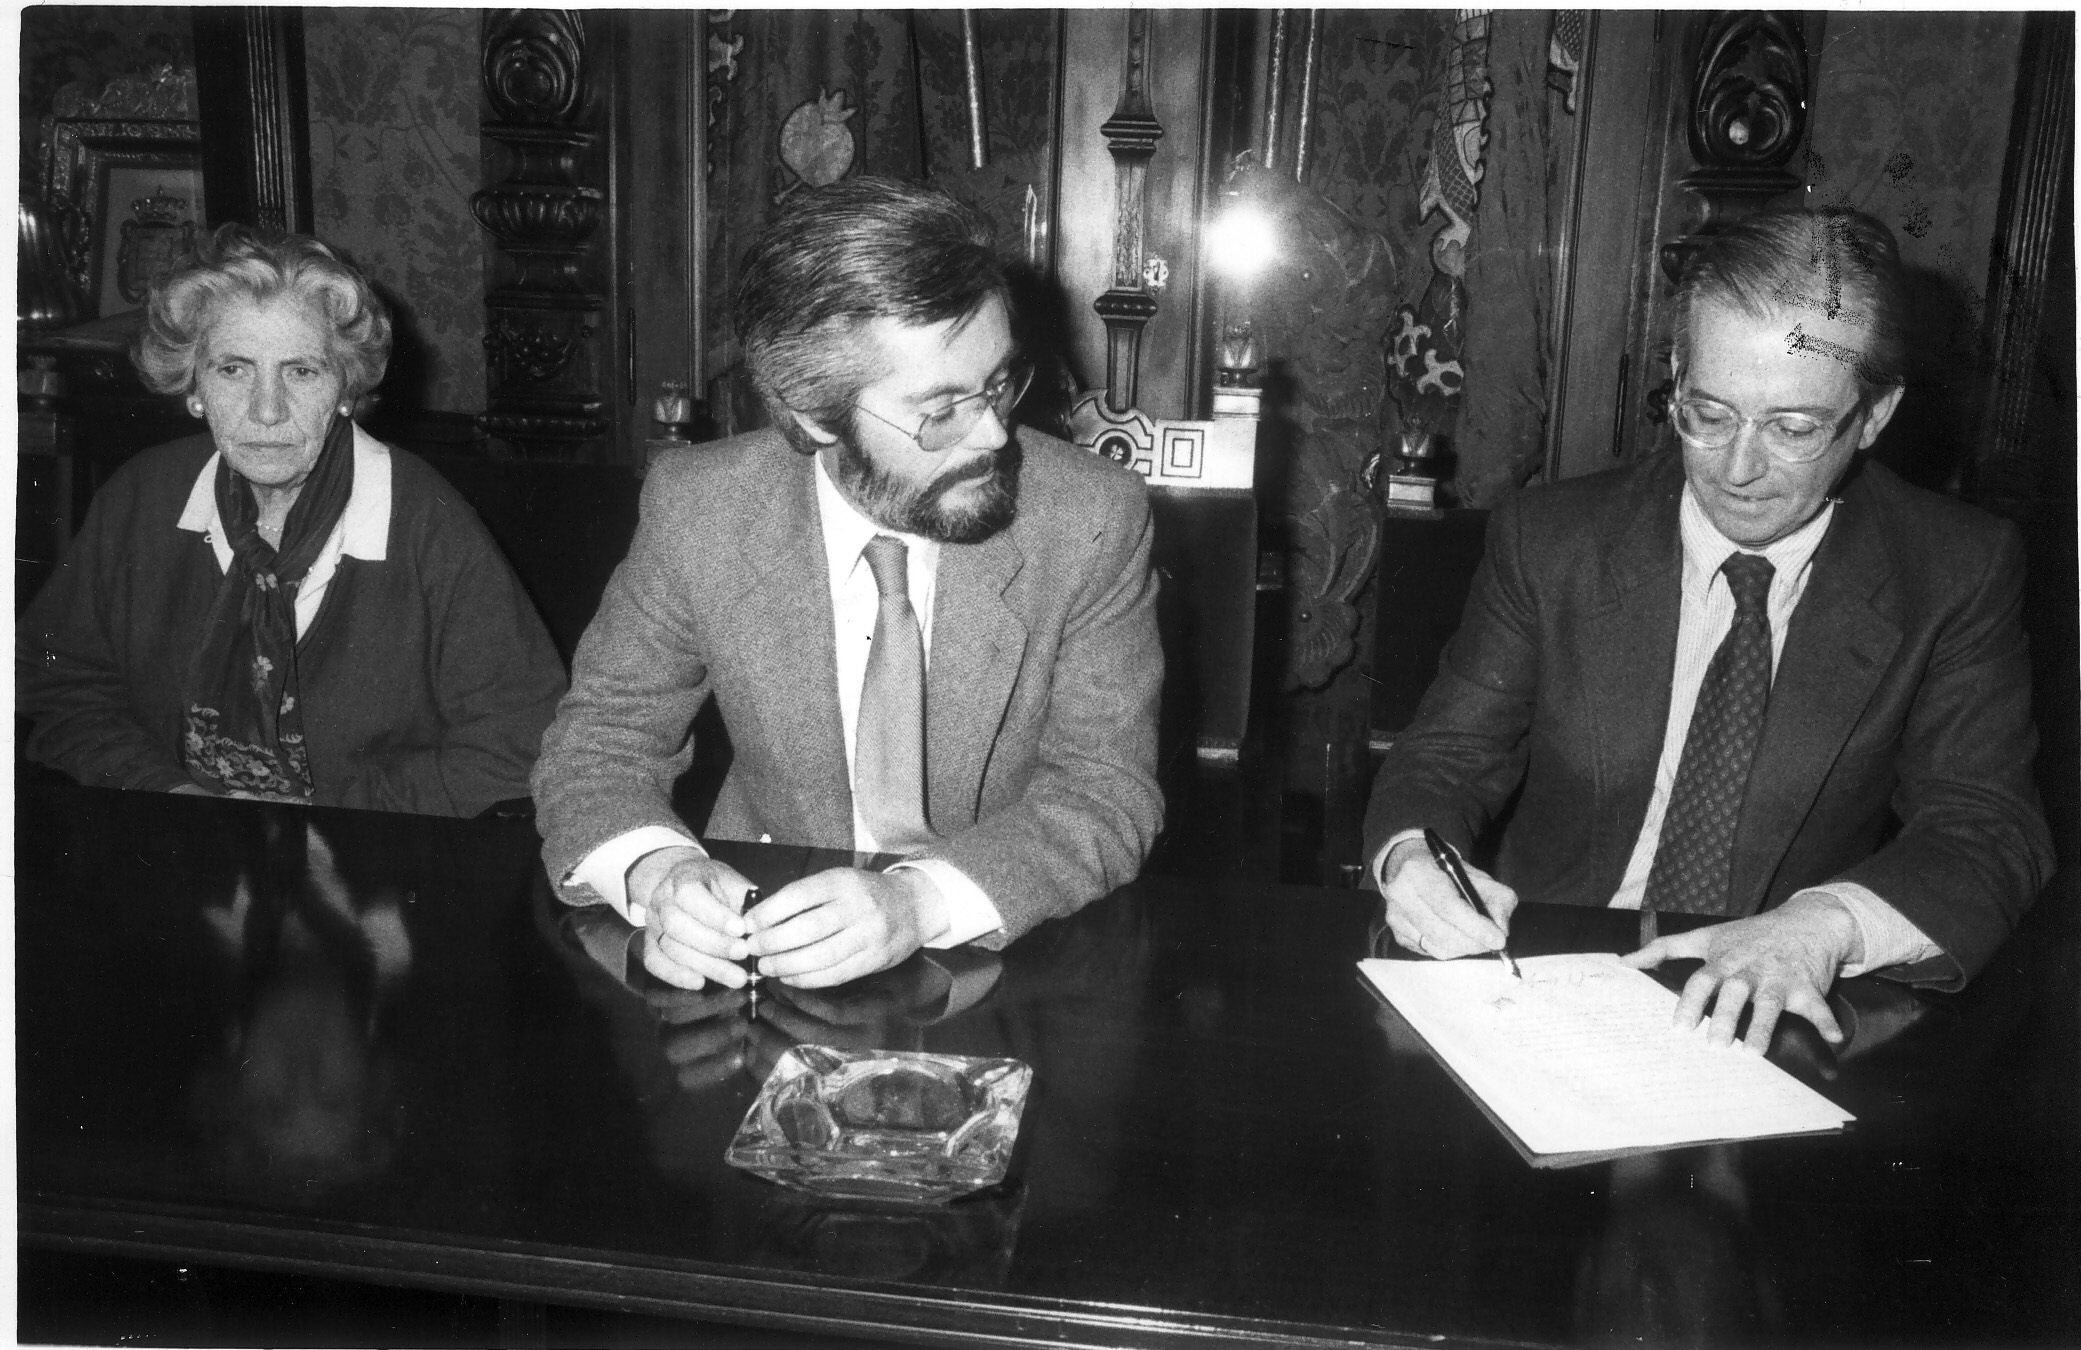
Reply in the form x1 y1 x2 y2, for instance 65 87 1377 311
1364 208 2050 1051
533 178 1163 993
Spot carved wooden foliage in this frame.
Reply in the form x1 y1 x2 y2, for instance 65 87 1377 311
482 9 587 126
1688 12 1808 170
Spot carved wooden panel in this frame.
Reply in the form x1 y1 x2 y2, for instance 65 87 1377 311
1055 8 1215 423
1090 11 1165 414
473 9 611 459
1660 11 1814 284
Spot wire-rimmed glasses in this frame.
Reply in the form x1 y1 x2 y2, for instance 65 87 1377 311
854 361 1034 454
1670 390 1866 464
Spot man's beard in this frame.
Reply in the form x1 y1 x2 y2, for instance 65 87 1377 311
830 427 1022 545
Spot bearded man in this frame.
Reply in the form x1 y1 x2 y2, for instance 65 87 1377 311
533 177 1163 990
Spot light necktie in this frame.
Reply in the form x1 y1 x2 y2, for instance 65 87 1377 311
856 535 934 853
1644 553 1777 915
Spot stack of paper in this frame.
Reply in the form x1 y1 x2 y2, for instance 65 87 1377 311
1360 952 1853 1167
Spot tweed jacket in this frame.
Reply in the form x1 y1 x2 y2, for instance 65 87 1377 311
532 427 1164 948
1363 452 2051 989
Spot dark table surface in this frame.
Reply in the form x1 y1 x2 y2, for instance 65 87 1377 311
17 783 2081 1348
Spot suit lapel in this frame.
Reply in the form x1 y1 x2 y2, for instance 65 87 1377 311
926 527 1028 828
1581 462 1685 868
726 456 852 843
1734 482 1901 906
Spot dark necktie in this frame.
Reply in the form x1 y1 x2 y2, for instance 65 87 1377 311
1643 553 1777 915
856 536 934 853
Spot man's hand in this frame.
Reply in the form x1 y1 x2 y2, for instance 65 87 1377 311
1380 837 1518 960
627 846 756 991
1622 892 1862 1051
746 867 942 988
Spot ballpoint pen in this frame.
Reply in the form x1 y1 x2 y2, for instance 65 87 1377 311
1421 828 1521 979
741 888 762 1018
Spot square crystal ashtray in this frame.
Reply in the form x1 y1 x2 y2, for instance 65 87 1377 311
726 1045 1033 1203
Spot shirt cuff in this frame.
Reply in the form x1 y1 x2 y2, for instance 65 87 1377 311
565 826 705 924
1373 828 1428 890
888 858 1003 948
1796 882 1941 976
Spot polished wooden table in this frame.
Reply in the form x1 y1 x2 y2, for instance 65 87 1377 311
17 783 2080 1347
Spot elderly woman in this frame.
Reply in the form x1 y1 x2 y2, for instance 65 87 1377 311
18 224 566 816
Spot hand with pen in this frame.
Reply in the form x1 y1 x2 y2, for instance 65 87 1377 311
1378 830 1521 970
626 846 940 992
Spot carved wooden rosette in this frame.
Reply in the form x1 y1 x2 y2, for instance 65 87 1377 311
1660 11 1810 284
1093 12 1165 415
473 10 609 458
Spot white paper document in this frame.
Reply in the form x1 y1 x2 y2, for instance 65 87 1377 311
1360 953 1853 1163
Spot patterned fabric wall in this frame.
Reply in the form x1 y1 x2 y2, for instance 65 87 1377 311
1806 12 2027 488
1808 13 2023 314
304 8 485 415
1272 10 1565 511
1306 12 1436 262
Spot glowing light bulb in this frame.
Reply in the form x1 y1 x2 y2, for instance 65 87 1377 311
1205 203 1277 281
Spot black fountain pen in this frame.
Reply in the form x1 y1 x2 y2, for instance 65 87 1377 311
741 888 762 1018
1421 828 1521 979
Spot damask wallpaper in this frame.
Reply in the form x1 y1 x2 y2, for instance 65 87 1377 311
304 8 484 415
1807 12 2027 488
1808 13 2022 309
1305 12 1436 262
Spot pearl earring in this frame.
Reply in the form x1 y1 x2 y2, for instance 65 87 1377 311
187 397 205 418
338 401 353 418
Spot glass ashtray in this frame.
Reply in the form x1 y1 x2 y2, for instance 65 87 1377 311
726 1045 1033 1203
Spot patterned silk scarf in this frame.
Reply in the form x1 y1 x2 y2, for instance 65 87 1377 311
181 412 356 798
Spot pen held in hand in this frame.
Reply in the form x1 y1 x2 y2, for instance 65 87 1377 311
1421 828 1521 979
741 887 762 1017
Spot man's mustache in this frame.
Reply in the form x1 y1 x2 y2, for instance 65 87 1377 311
939 448 1008 486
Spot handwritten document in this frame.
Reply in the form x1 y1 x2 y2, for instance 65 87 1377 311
1360 953 1852 1164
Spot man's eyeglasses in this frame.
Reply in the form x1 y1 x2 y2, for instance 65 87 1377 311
1671 389 1865 464
855 361 1034 454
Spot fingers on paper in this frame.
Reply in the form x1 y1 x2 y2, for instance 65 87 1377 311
1659 928 1847 1051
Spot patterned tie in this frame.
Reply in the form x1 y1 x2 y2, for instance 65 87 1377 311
856 536 934 853
1644 553 1777 915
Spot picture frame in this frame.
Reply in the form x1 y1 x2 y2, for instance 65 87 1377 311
45 119 207 319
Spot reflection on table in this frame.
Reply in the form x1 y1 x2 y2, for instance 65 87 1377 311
17 782 2079 1347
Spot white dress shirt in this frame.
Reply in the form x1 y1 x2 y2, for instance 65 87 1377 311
1377 484 1939 974
175 425 394 638
568 453 1005 947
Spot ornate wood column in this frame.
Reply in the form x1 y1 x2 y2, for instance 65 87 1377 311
473 10 611 459
1092 11 1164 415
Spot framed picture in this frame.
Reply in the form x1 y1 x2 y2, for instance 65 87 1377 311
46 121 207 319
82 139 207 318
